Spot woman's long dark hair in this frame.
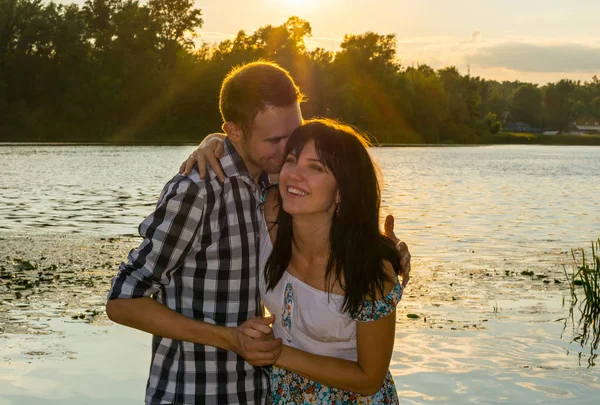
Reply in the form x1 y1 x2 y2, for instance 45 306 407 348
264 118 401 315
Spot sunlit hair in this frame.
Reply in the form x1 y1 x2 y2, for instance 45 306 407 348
265 118 400 315
219 60 304 136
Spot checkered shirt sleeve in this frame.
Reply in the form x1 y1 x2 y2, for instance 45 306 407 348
108 175 205 299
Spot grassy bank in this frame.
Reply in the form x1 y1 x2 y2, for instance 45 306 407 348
2 131 600 146
479 132 600 146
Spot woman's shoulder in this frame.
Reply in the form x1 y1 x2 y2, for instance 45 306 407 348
352 260 403 322
373 260 399 300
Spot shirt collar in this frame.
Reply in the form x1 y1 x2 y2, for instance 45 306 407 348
220 137 253 180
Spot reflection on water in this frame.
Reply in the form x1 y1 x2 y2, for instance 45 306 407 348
0 145 185 233
393 315 599 404
1 144 600 404
565 303 600 368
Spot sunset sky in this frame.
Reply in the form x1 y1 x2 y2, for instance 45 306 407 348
66 0 600 84
198 0 600 84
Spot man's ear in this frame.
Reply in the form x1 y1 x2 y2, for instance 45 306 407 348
223 122 243 142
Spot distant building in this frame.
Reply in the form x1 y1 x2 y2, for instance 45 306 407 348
503 121 542 133
572 115 600 134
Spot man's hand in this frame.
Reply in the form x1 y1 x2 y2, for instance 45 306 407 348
179 133 226 181
384 214 411 287
227 315 282 367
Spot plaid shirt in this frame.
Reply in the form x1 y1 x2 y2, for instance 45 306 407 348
108 138 268 405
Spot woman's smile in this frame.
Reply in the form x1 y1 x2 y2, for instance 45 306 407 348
286 186 309 196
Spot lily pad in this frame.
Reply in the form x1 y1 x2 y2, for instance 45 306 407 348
14 259 36 271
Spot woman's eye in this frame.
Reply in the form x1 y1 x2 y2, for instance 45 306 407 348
310 165 324 172
285 156 296 163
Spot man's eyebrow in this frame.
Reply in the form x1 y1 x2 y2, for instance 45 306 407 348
265 134 289 142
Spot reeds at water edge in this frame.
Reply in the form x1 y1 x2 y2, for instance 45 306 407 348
563 238 600 367
565 239 600 308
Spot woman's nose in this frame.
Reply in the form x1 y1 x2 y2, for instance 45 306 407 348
288 165 305 181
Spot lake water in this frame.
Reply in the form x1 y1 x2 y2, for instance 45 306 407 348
2 144 599 253
1 144 599 404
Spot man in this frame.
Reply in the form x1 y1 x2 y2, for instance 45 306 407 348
107 61 303 405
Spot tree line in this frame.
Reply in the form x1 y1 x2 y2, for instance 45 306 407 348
1 0 600 144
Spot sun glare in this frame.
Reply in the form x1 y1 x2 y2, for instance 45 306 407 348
280 0 318 9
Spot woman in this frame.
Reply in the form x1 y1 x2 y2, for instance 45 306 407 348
189 118 405 404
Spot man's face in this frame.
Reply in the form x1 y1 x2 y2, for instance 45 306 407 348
239 102 302 175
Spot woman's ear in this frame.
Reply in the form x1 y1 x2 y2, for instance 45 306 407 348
223 122 243 142
335 190 341 205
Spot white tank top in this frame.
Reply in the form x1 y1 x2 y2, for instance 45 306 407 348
258 216 359 361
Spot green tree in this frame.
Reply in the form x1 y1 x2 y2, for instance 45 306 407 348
403 65 447 142
485 112 502 134
438 66 480 123
82 0 120 52
148 0 202 47
510 84 542 126
147 0 202 70
590 97 600 117
543 79 576 131
337 31 399 72
328 32 409 140
488 91 509 119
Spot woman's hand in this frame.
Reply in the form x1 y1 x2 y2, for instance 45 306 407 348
179 133 227 181
238 314 277 340
229 314 282 366
384 214 411 287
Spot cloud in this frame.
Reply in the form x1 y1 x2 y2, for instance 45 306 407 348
466 42 600 73
469 30 482 43
466 66 596 85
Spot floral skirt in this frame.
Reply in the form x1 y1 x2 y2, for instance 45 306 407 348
270 366 399 404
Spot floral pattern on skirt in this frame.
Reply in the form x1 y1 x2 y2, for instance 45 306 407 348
270 366 399 404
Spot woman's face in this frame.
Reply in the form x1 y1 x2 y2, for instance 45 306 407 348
279 140 339 218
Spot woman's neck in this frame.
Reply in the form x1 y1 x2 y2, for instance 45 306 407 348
290 214 332 263
289 213 344 293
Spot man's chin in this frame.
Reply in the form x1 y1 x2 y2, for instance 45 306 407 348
265 163 283 175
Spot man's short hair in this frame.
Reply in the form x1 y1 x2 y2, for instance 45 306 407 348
219 61 304 135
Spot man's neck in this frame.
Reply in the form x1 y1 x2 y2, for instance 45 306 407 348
225 138 260 183
228 139 261 183
245 164 262 183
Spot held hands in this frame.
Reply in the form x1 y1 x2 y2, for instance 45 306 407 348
384 215 411 287
179 133 227 182
230 314 282 367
